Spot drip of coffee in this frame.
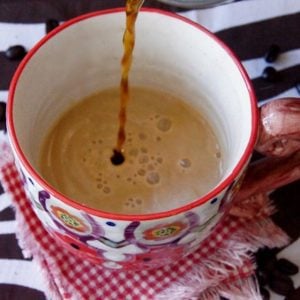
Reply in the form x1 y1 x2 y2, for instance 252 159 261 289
111 149 125 165
111 0 145 164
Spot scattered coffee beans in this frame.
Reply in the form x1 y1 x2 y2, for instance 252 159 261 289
262 66 279 82
5 45 27 60
265 44 281 63
268 272 294 296
275 258 299 276
46 19 59 34
255 247 299 298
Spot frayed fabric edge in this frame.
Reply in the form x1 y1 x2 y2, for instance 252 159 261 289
200 277 262 300
156 196 289 300
0 171 63 299
0 142 290 300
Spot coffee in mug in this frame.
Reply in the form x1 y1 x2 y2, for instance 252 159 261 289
39 86 223 214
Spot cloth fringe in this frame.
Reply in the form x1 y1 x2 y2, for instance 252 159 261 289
0 145 63 300
0 142 290 300
0 142 14 168
6 187 63 300
156 194 289 299
203 277 262 300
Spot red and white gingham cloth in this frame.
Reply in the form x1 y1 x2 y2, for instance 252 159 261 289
0 144 289 300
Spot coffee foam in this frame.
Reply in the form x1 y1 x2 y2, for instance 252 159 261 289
39 87 222 214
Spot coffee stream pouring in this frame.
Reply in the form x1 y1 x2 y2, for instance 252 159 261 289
111 0 145 165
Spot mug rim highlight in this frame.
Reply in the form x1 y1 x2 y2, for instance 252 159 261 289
7 8 258 221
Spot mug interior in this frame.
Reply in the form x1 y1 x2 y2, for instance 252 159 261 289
8 9 257 216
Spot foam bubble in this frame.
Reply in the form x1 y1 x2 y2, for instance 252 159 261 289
124 197 143 209
140 147 148 153
215 151 221 159
179 158 191 168
97 183 103 189
137 169 146 176
139 155 149 164
103 186 111 194
156 136 161 142
157 118 172 132
146 172 160 185
157 157 163 164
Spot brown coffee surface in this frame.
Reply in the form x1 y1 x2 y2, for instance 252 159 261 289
39 87 222 214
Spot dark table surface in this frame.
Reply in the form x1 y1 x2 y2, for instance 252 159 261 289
0 0 299 299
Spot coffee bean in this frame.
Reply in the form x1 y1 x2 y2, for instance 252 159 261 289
255 247 277 271
286 287 300 300
275 258 299 276
5 45 27 60
262 66 279 82
265 44 281 63
0 102 5 122
269 272 294 296
46 19 59 34
255 248 276 265
260 287 270 300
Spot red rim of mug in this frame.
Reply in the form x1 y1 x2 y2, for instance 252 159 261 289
7 8 258 221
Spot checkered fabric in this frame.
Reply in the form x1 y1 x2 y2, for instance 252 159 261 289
1 160 255 300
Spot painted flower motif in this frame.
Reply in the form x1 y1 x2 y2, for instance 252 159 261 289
50 206 89 233
142 221 188 241
178 213 222 252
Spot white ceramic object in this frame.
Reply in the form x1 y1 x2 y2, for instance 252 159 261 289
7 9 257 269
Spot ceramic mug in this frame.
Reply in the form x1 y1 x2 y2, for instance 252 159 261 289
7 9 300 270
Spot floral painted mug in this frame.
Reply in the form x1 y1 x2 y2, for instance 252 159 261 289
7 9 300 270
